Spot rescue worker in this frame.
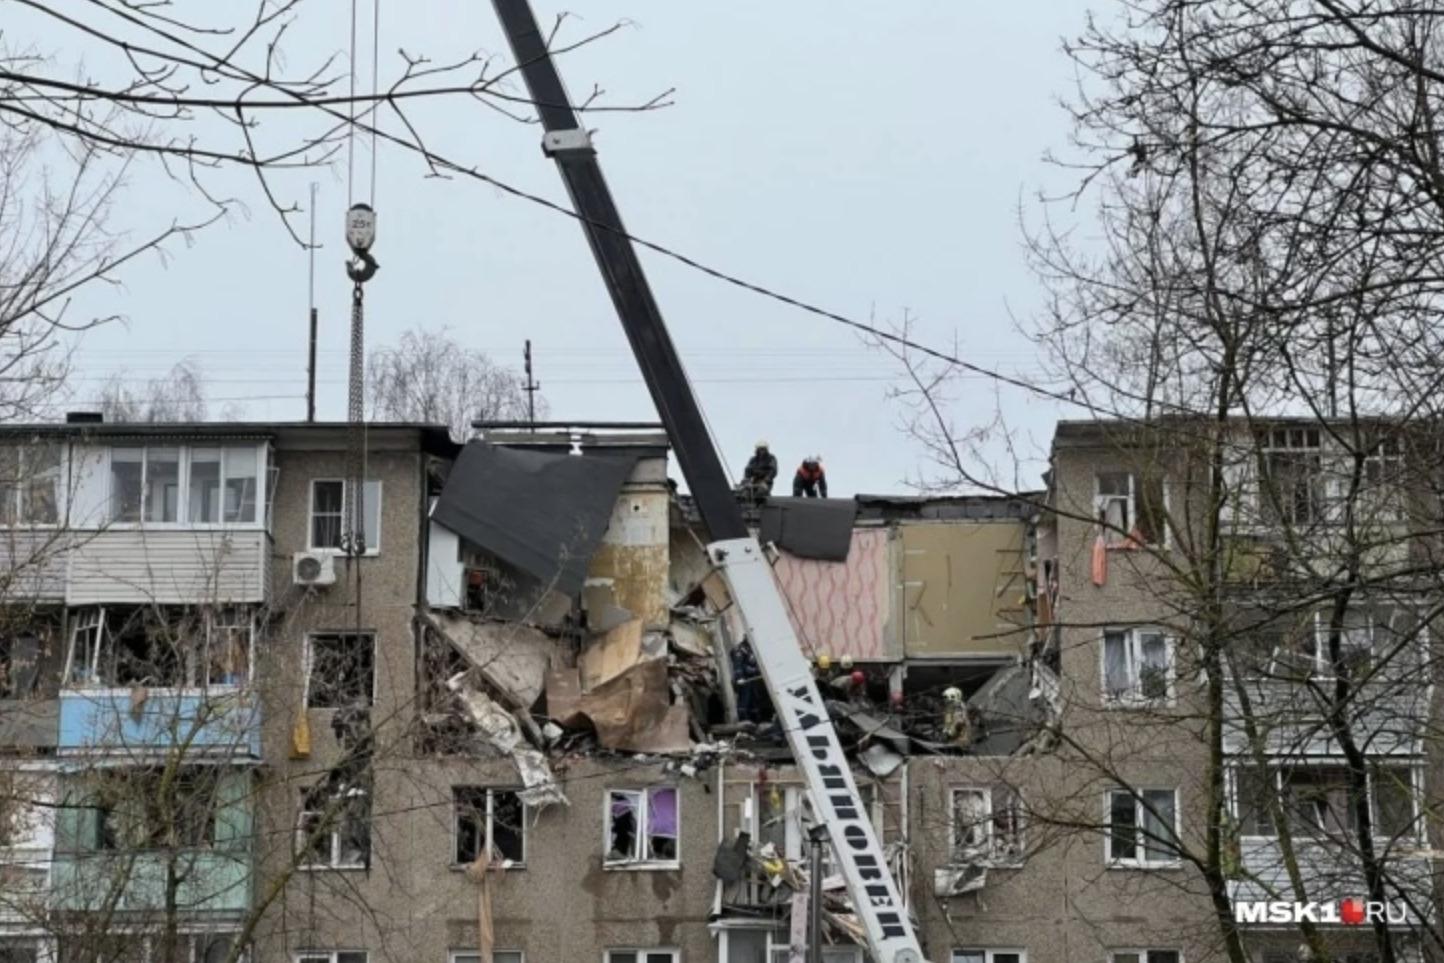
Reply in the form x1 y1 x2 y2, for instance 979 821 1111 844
792 455 827 498
741 440 778 497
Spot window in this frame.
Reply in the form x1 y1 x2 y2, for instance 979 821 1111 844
950 786 1024 866
454 787 526 866
604 952 677 963
0 444 61 526
1110 952 1179 963
450 953 524 963
0 941 39 963
1102 628 1173 704
952 952 1025 963
1258 608 1392 680
1258 427 1324 527
309 479 381 554
296 953 367 963
1107 788 1179 867
0 632 41 699
306 633 375 708
1095 470 1166 545
1235 765 1418 844
297 787 370 869
605 787 678 866
64 607 252 689
60 935 241 963
108 445 261 525
90 768 219 850
1360 432 1406 521
746 781 879 881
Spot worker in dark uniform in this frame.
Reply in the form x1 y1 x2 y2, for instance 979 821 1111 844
792 456 827 498
741 440 778 498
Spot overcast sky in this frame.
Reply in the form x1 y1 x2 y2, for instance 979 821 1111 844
47 1 1085 495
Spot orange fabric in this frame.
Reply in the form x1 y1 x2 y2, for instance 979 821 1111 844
1090 532 1107 587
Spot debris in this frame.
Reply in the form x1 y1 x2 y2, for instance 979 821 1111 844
712 831 750 883
448 675 567 809
581 582 633 633
859 743 904 778
578 618 665 692
548 659 691 754
431 442 637 597
464 849 497 962
428 612 558 709
668 618 714 658
759 497 856 561
934 864 988 896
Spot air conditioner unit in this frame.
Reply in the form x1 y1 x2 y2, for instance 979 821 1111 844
292 551 337 587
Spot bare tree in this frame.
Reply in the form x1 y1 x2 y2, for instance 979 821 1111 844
95 359 223 423
366 326 536 440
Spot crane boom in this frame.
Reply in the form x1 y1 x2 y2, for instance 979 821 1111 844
487 4 925 961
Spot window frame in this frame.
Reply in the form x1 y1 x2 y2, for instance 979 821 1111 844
0 442 64 528
307 478 382 556
1105 787 1181 869
61 606 255 692
1108 951 1181 963
295 791 370 871
603 786 680 870
951 951 1027 963
304 631 376 709
602 951 679 963
449 951 524 963
294 952 368 963
948 785 1025 868
104 444 265 529
1100 627 1175 707
452 786 527 868
1094 470 1169 548
1231 762 1422 846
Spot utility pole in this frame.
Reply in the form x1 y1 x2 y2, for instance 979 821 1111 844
808 825 827 963
306 182 318 423
523 339 540 427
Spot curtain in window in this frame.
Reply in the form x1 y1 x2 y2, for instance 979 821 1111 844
1103 631 1131 697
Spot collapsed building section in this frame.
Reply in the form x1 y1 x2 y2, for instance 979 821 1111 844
416 425 1057 946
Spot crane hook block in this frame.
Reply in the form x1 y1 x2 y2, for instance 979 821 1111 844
346 251 379 285
345 203 377 255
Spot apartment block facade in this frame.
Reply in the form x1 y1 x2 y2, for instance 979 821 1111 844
0 416 1435 963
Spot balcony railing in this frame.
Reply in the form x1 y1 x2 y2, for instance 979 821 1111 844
58 689 260 757
49 850 251 914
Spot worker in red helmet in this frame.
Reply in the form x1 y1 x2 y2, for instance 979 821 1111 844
792 455 827 498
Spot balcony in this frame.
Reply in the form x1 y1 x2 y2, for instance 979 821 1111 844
58 689 260 758
64 529 270 607
50 850 251 914
1229 839 1432 925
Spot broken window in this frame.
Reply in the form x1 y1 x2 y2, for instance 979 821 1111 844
1107 788 1178 866
1095 471 1166 546
310 479 381 553
952 952 1025 963
605 787 678 866
604 952 677 963
206 609 253 687
0 631 41 699
453 787 526 866
950 786 1024 866
297 786 370 869
1102 628 1173 704
306 633 374 708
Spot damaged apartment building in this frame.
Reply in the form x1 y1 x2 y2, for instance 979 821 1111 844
0 414 1432 963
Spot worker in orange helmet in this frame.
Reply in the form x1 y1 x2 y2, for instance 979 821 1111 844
792 455 827 498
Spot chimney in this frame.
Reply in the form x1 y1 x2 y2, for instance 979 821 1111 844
65 411 104 424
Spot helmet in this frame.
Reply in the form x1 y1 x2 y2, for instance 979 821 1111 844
943 686 964 704
756 439 769 450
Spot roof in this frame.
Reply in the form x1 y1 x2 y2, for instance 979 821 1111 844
0 420 458 455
